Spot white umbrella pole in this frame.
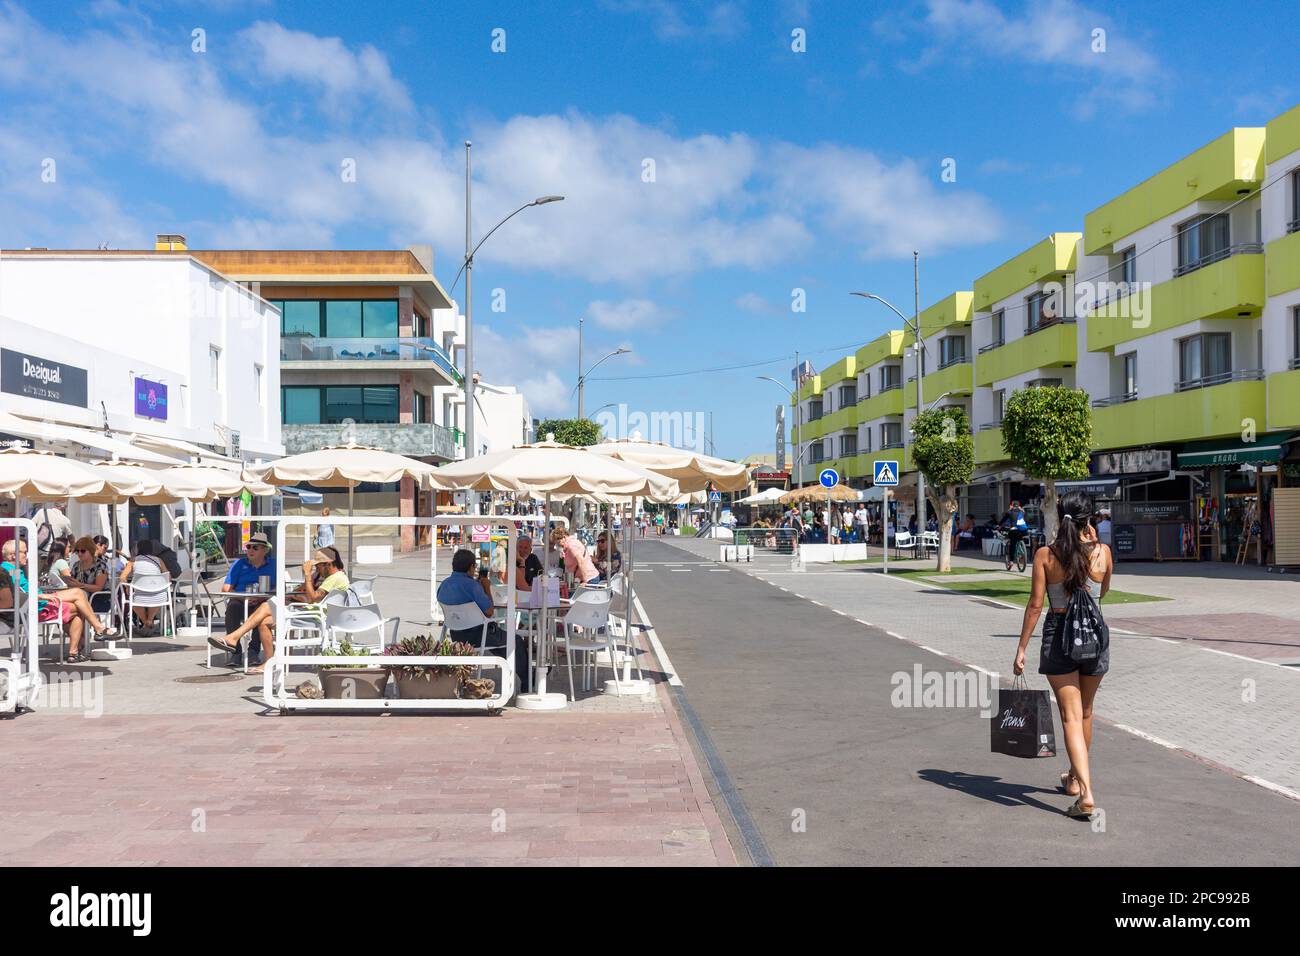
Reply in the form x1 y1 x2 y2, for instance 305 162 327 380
515 491 566 710
348 484 355 569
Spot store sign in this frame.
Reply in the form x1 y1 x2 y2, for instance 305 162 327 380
1094 449 1171 475
0 432 33 450
1113 525 1138 555
0 348 88 408
133 377 168 421
754 471 790 480
1113 501 1192 522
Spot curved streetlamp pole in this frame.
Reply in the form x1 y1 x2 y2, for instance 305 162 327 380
851 273 927 523
574 344 631 418
756 375 804 480
455 140 563 504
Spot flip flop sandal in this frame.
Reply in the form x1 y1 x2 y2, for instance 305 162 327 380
1060 771 1081 795
207 635 239 652
1066 797 1098 820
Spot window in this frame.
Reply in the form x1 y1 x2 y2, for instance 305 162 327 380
1176 213 1230 273
1025 292 1057 331
839 434 857 457
280 385 401 424
1291 170 1300 233
861 428 872 453
859 377 871 400
838 384 856 406
881 423 903 448
325 300 363 337
363 300 399 337
272 299 401 338
993 389 1005 423
1123 354 1137 397
880 365 901 391
809 443 826 464
254 364 264 405
939 336 967 367
280 301 321 337
1178 332 1231 388
209 346 222 391
991 310 1005 347
809 400 823 420
1293 306 1300 367
1120 246 1137 285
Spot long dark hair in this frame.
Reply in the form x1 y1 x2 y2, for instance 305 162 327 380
1050 491 1096 592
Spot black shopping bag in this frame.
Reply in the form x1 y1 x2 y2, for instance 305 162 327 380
990 677 1057 758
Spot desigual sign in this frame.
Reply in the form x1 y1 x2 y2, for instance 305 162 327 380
0 348 88 408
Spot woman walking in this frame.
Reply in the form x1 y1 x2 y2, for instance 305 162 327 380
1012 491 1112 820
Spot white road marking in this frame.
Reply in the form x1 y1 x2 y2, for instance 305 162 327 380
631 591 681 687
1109 723 1180 750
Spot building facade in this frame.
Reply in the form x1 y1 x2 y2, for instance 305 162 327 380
786 104 1300 563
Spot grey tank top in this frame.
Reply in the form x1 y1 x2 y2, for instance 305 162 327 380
1047 576 1102 609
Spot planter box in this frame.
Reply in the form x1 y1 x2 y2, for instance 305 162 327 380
390 670 461 699
320 667 389 700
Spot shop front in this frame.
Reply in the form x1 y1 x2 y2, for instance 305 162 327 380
1177 432 1299 565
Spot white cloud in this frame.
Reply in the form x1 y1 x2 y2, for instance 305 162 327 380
895 0 1164 117
605 0 746 41
735 292 780 315
236 21 414 113
587 298 660 331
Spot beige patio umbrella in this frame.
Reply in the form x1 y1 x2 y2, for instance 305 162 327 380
248 443 437 565
425 440 679 710
0 447 128 500
586 438 749 492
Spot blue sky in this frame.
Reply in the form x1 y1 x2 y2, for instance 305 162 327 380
1 0 1296 458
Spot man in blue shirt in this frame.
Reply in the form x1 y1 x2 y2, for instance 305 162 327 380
222 532 276 666
437 548 528 693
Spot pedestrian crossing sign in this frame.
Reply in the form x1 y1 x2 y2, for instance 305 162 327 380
873 460 899 486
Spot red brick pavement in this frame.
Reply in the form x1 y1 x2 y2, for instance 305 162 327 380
1109 612 1300 663
0 693 737 867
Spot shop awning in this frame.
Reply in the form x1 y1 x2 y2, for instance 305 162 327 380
1177 432 1298 468
0 411 179 465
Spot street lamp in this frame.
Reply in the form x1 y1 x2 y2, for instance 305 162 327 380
588 402 617 420
573 326 631 417
453 139 563 489
851 264 926 521
756 375 803 478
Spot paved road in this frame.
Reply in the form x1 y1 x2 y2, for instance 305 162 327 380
632 539 1300 866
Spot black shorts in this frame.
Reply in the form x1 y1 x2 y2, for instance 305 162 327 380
1039 611 1109 677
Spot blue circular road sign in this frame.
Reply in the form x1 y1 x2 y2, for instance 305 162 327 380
819 468 840 489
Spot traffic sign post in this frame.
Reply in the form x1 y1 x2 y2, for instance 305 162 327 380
872 461 899 574
819 469 839 541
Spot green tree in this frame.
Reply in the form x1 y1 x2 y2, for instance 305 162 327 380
911 406 975 572
535 418 603 446
1000 386 1092 542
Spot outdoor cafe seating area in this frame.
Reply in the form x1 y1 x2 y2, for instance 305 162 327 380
1 436 750 716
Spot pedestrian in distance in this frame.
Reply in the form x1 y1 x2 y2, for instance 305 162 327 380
1012 491 1112 821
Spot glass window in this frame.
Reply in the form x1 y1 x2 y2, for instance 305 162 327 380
1179 335 1202 383
992 310 1004 345
809 400 823 420
1292 170 1300 230
880 365 900 390
209 346 221 391
838 385 856 406
324 386 365 423
1179 332 1231 385
1123 354 1137 396
993 389 1005 422
1293 306 1300 361
1026 292 1046 331
1205 332 1231 379
881 423 902 447
363 300 399 337
325 300 363 338
1177 213 1229 271
839 434 857 457
282 387 321 424
940 336 967 366
280 301 321 337
1120 247 1136 285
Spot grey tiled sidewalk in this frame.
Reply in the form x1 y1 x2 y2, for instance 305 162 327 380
660 535 1300 797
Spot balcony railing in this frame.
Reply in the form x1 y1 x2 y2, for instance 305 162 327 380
1023 317 1077 336
283 421 460 459
1291 356 1300 370
1174 368 1264 392
1287 218 1299 235
1173 242 1264 278
1090 391 1138 408
978 421 1003 430
879 440 905 450
977 338 1004 354
937 354 971 370
281 335 460 381
879 381 902 393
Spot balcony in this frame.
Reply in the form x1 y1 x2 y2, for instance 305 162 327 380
281 335 461 383
1266 228 1300 297
923 358 973 403
1086 249 1265 352
283 421 459 460
975 426 1005 465
1084 127 1265 255
1173 242 1263 278
820 404 858 435
1090 377 1267 450
1090 391 1138 408
918 291 974 338
974 233 1081 312
974 318 1078 387
857 386 905 422
1174 368 1263 393
1268 368 1300 429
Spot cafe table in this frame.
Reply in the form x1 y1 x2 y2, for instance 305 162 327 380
494 595 572 694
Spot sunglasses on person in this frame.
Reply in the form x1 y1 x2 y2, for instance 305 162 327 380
246 544 267 551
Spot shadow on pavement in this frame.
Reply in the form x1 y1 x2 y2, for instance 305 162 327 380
918 768 1069 816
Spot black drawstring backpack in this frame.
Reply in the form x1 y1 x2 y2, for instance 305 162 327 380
1060 585 1108 662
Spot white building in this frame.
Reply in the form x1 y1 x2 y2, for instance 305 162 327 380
0 252 282 460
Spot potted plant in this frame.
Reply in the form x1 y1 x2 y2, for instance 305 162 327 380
384 634 476 699
318 639 388 700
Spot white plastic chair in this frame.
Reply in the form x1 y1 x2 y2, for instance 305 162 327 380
324 604 399 653
348 579 376 606
920 531 940 556
560 588 617 701
892 531 920 559
438 601 493 675
118 571 174 641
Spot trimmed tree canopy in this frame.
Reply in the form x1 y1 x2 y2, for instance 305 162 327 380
911 406 975 488
536 418 603 447
1000 386 1092 480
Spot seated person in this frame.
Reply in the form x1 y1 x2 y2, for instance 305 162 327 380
209 546 348 673
513 535 544 592
2 538 116 661
46 541 73 585
66 536 111 600
218 532 276 666
118 539 170 636
953 514 976 550
437 548 528 691
593 532 622 582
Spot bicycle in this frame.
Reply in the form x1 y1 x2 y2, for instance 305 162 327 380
995 529 1028 572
